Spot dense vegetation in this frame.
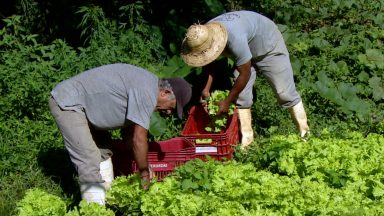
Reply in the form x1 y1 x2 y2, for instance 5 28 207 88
1 0 383 215
16 132 384 215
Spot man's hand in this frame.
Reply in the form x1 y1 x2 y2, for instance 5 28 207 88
201 90 210 100
217 100 231 116
124 124 152 190
200 91 210 113
140 167 153 190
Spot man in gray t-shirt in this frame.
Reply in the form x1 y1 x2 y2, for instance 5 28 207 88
49 63 192 204
181 10 309 148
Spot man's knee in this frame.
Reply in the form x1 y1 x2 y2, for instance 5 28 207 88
276 90 300 108
236 99 253 109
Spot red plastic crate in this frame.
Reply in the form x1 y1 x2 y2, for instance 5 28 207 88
195 151 234 161
111 137 195 180
181 104 239 160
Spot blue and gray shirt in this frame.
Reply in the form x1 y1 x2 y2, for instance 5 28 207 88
209 10 283 66
51 63 158 130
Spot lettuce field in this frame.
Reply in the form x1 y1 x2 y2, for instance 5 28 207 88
18 132 384 215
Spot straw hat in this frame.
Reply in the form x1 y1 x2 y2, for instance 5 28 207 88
181 22 228 67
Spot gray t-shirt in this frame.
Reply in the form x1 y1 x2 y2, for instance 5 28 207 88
51 63 158 130
209 10 283 66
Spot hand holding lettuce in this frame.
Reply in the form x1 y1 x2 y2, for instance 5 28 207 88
205 90 236 132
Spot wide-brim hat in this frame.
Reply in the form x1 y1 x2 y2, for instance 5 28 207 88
181 22 228 67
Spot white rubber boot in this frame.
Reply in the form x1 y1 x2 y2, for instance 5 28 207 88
80 182 106 205
238 108 254 149
289 101 310 139
100 157 114 190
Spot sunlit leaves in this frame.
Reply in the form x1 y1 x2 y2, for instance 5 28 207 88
108 133 384 215
358 49 384 70
368 76 384 101
315 71 371 119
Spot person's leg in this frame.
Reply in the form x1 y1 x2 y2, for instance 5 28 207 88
233 67 256 148
255 38 309 138
48 97 105 204
90 128 114 190
233 66 257 109
255 54 300 107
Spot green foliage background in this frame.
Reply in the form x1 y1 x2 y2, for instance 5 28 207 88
0 0 383 215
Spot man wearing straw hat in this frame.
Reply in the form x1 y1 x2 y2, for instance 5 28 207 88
181 10 309 148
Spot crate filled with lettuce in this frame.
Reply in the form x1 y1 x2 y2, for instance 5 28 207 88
181 90 239 160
